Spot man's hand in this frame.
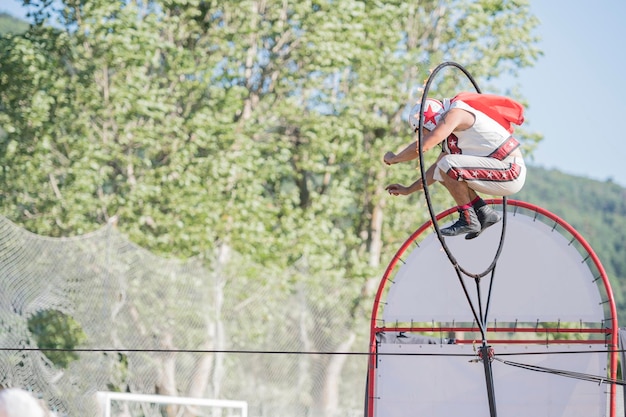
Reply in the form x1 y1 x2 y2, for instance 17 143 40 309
385 184 410 196
383 151 397 165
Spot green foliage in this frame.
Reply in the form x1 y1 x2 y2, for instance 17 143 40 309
0 0 541 263
516 166 626 321
27 309 87 368
0 0 542 386
0 0 545 406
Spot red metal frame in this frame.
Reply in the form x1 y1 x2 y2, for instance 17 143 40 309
366 199 619 417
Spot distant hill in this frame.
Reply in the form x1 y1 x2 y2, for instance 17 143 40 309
0 12 29 35
515 165 626 322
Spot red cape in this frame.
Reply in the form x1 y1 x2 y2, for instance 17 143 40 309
451 92 525 133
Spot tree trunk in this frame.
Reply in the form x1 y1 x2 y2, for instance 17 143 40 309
183 243 229 416
211 243 229 400
298 286 313 411
320 332 357 417
156 332 178 417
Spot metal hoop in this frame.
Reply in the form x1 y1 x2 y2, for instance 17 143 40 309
416 61 508 280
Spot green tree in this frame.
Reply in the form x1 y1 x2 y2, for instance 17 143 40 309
0 0 542 414
27 309 87 368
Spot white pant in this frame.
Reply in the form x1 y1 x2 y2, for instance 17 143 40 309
434 154 526 196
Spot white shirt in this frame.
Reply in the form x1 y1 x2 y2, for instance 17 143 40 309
442 100 512 157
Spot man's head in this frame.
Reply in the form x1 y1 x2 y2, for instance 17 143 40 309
0 388 46 417
409 98 444 132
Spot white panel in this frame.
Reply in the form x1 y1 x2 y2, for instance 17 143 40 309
383 210 604 323
375 343 606 417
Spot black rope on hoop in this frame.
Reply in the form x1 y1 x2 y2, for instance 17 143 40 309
417 61 509 339
417 61 508 281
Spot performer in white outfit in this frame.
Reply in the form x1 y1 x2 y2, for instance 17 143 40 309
384 92 527 239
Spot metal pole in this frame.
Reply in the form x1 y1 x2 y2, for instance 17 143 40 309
479 343 498 417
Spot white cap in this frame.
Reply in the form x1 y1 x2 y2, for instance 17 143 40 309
0 388 46 417
408 98 444 131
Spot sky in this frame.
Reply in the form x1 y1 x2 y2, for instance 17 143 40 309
2 1 626 187
513 1 626 187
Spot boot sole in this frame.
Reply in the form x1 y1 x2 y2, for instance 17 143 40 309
464 218 501 240
441 226 481 237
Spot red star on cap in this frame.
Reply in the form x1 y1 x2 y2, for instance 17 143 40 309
423 104 438 127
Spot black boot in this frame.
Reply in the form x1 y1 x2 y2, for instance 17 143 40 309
465 200 502 240
441 207 481 237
